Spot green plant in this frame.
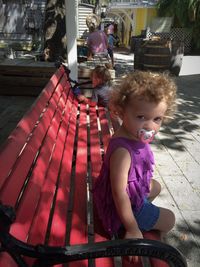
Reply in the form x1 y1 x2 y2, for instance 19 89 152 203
190 0 200 50
157 0 200 50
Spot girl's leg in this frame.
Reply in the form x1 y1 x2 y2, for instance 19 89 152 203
153 207 175 233
149 180 175 236
149 180 175 233
148 179 161 202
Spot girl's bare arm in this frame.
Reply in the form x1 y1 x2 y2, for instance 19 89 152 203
109 147 143 239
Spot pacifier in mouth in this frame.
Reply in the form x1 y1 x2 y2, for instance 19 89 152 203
138 129 156 144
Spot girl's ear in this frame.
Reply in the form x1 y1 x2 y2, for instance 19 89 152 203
115 107 124 120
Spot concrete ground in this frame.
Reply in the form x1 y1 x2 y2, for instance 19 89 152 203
153 74 200 267
114 50 200 267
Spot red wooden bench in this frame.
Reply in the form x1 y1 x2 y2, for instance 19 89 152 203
0 65 187 267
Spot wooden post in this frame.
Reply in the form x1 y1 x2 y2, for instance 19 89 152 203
65 0 78 80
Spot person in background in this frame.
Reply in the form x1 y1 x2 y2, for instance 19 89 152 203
87 23 108 60
93 71 177 262
105 25 116 68
90 65 112 107
113 23 120 47
108 23 114 35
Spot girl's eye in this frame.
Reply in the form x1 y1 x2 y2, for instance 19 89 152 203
154 117 162 123
137 115 145 120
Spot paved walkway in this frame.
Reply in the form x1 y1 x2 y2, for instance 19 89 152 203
153 74 200 267
114 50 200 267
0 95 36 145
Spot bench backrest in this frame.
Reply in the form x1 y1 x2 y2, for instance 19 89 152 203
0 66 117 267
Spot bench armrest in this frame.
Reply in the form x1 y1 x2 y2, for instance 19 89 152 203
35 239 188 267
0 204 187 267
0 230 187 267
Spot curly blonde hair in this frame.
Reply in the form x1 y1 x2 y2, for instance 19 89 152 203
109 71 177 122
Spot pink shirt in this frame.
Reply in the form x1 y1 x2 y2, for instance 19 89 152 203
87 30 108 54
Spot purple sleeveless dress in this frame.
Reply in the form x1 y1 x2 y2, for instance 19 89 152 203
93 137 154 236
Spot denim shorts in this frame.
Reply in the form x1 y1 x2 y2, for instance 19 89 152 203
133 198 160 231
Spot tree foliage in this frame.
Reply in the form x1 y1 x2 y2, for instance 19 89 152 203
157 0 200 50
43 0 66 62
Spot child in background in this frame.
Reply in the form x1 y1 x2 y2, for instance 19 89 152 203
90 65 112 107
93 71 177 262
105 25 115 68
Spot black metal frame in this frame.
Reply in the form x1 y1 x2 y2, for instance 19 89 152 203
0 204 187 267
55 62 92 97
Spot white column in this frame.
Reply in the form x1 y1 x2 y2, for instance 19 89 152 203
76 0 79 38
65 0 78 80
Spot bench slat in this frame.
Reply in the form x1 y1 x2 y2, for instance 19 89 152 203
48 97 79 248
69 103 88 267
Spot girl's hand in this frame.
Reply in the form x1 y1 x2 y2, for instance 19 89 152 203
77 95 89 103
124 229 143 263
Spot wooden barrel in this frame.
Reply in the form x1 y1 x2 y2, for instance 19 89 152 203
142 39 171 71
133 38 145 70
134 39 184 76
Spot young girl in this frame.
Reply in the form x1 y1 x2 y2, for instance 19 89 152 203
93 71 177 259
90 65 112 107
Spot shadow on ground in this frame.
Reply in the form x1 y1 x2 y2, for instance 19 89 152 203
161 75 200 151
168 219 200 265
115 59 134 77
